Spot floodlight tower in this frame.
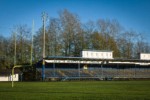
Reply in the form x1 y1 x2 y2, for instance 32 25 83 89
42 12 48 81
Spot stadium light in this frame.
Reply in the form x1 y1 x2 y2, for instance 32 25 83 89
41 12 48 81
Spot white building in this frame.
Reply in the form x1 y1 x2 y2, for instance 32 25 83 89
81 50 113 59
139 53 150 60
0 74 19 81
0 69 20 81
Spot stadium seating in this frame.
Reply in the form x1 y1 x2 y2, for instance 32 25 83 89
37 66 150 81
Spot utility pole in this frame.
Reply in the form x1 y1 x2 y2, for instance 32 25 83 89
42 12 48 81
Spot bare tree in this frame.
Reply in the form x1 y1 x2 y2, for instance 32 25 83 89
59 9 83 56
83 21 96 49
47 18 62 56
97 19 122 50
12 25 31 64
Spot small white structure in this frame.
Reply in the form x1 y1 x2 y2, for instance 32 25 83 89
0 69 20 81
81 50 113 59
0 74 19 81
139 53 150 60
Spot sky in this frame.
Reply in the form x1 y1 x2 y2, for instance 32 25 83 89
0 0 150 42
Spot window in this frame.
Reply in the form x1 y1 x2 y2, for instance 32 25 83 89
96 53 98 57
106 53 108 57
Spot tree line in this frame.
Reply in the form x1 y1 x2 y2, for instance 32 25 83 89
0 9 150 69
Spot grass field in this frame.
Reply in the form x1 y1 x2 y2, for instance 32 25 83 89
0 81 150 100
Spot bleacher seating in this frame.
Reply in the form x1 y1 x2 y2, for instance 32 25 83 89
37 67 150 81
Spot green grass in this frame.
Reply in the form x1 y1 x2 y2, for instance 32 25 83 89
0 81 150 100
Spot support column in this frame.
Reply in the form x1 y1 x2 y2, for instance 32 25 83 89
117 64 119 77
53 62 56 77
101 64 103 79
134 64 136 78
78 63 80 79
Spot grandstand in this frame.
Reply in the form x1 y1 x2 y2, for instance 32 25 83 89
36 56 150 81
35 50 150 81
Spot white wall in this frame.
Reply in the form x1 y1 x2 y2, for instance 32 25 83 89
140 53 150 60
82 51 113 59
0 74 19 81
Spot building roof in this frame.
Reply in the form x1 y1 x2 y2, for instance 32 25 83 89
140 53 150 54
82 50 113 52
44 56 150 62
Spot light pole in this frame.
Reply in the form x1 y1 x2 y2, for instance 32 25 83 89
41 12 48 81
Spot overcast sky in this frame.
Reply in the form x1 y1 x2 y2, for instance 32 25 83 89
0 0 150 42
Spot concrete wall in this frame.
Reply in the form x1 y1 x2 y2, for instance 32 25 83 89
0 74 19 81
